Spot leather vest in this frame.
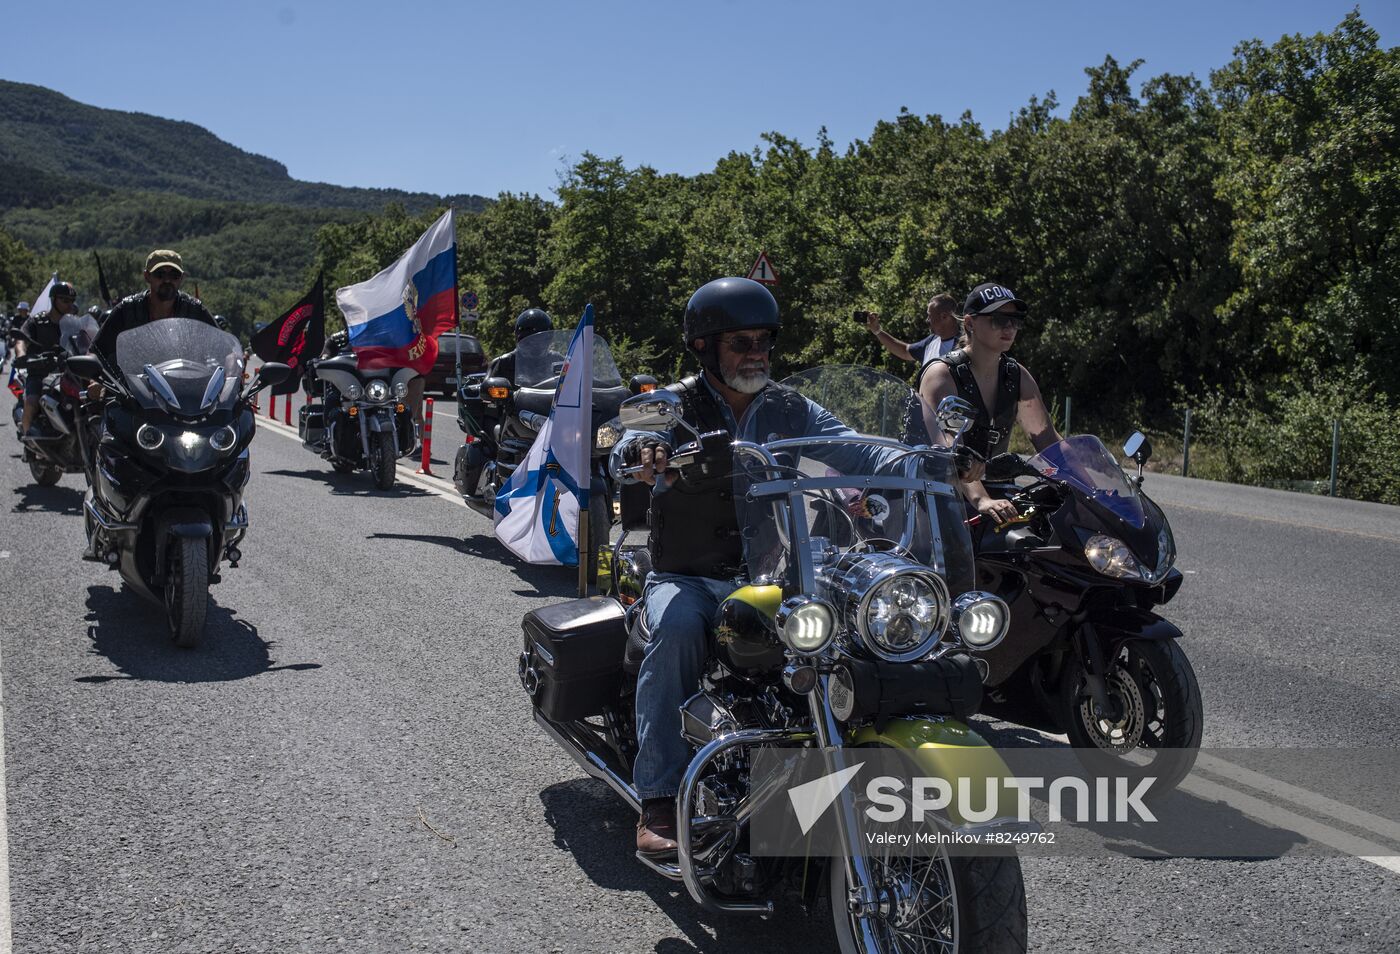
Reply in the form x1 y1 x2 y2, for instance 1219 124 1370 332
907 349 1020 458
649 376 808 579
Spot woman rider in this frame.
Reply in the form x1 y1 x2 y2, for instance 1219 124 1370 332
917 282 1061 525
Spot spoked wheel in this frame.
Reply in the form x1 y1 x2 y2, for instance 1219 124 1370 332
831 765 1027 954
165 536 209 648
29 458 62 486
1059 638 1203 793
370 433 396 490
830 841 1027 954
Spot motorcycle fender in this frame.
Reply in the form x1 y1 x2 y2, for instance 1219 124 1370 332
366 410 396 433
1088 608 1183 644
158 507 214 539
848 717 1023 829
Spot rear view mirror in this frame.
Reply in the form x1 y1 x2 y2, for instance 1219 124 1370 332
936 395 976 438
629 374 658 395
1123 431 1152 463
63 354 104 381
483 376 512 401
257 363 292 388
620 390 683 431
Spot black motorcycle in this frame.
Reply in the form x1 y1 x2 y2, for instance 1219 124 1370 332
969 435 1202 790
67 318 289 647
526 374 1032 953
452 328 653 577
11 313 102 486
299 355 417 490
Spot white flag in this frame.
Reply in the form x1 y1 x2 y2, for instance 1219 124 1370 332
493 305 595 565
30 274 57 317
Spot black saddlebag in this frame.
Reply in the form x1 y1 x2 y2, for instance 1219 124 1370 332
521 597 628 722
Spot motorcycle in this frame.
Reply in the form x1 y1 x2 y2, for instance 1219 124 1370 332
452 328 654 578
968 436 1203 790
11 313 102 486
298 354 417 490
522 373 1031 953
66 318 289 647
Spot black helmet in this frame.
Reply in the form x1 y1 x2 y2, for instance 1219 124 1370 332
51 281 77 300
514 308 553 340
212 313 230 330
683 277 780 350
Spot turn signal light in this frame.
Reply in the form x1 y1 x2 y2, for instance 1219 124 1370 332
638 383 657 393
395 403 406 412
348 406 359 417
487 386 510 399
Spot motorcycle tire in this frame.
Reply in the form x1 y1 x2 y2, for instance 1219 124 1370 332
1059 637 1203 794
165 536 210 649
829 779 1028 954
370 433 396 490
29 459 62 486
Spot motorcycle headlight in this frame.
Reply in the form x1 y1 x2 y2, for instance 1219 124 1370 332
175 430 206 456
776 596 835 654
394 381 408 399
346 382 364 400
595 419 624 450
366 380 391 403
826 554 951 662
209 425 237 452
1150 522 1175 583
1084 533 1146 581
951 591 1010 650
136 423 165 450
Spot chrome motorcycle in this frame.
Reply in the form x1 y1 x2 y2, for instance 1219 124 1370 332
522 378 1031 953
300 355 417 490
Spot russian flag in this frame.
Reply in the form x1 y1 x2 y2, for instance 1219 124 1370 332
334 208 458 375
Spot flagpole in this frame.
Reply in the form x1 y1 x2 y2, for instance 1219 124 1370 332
577 508 589 597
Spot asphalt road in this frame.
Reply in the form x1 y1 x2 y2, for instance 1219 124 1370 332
1 395 1397 953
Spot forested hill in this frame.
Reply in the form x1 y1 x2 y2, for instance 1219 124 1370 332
0 80 486 213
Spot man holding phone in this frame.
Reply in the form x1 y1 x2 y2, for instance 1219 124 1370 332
861 292 960 367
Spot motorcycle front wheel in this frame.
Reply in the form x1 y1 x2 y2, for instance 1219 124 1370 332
28 458 62 486
370 433 396 490
1059 637 1203 793
165 536 210 648
829 833 1027 954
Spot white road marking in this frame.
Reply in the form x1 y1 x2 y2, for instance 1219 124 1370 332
0 635 13 954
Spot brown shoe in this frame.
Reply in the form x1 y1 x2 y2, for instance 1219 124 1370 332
636 799 679 857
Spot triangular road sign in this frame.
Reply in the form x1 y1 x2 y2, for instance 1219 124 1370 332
747 251 780 286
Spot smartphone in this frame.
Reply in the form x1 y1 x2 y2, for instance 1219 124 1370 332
852 309 870 323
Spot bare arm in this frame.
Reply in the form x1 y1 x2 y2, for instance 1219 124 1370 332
865 313 913 363
1016 366 1062 453
919 360 1020 524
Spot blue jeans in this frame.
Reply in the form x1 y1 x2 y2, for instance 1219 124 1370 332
633 572 736 801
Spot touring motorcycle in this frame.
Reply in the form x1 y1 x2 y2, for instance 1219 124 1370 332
968 437 1202 790
453 329 654 577
299 354 417 490
11 312 102 486
522 376 1031 953
67 318 289 647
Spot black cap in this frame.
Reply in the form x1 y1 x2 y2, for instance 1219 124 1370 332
963 282 1026 316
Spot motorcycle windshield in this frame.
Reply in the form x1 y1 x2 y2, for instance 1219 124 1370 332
1028 435 1145 528
514 329 623 389
115 318 244 416
58 313 101 356
731 370 970 595
779 364 916 441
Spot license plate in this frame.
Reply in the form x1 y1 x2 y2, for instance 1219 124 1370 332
444 376 457 385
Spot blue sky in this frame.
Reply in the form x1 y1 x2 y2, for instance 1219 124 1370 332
5 1 1395 200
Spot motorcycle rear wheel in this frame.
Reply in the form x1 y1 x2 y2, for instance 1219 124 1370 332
29 458 62 486
165 536 209 649
370 433 396 490
1059 637 1203 793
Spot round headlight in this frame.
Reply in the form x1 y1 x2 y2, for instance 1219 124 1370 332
346 382 364 400
366 380 391 403
776 596 835 654
210 425 237 452
595 419 624 450
858 570 949 662
952 591 1010 650
136 423 165 450
394 380 409 399
1084 533 1144 580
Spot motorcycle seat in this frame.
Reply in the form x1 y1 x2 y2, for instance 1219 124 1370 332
623 602 651 674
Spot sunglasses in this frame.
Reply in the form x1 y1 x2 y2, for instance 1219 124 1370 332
719 333 777 355
981 314 1026 331
52 295 75 302
152 269 183 280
